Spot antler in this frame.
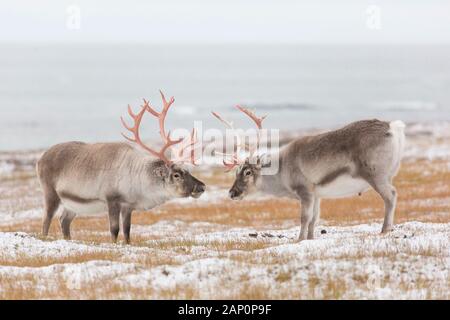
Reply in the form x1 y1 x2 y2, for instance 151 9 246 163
211 106 267 171
235 105 267 155
172 128 201 165
143 90 175 143
211 111 244 171
121 91 183 165
236 105 267 130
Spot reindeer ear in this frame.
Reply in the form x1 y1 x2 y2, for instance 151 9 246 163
257 154 271 168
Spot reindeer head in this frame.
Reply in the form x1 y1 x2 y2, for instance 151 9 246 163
212 106 268 200
121 90 206 199
229 157 266 200
150 161 205 199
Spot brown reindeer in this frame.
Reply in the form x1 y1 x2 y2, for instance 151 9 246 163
37 91 205 243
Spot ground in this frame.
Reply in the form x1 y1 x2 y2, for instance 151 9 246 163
0 122 449 299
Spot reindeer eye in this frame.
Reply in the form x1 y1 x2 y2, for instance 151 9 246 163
245 170 252 176
173 173 181 179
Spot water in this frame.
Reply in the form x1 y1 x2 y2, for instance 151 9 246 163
1 44 449 151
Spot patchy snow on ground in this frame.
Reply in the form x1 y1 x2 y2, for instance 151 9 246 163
0 150 41 175
0 209 42 226
0 221 448 299
403 121 450 161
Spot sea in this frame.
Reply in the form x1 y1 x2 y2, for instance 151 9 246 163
0 44 449 151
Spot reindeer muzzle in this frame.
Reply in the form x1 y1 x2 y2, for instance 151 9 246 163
229 188 244 200
191 182 206 198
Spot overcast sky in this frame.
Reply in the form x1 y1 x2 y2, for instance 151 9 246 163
1 0 449 44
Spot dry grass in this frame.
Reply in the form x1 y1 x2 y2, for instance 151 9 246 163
0 274 155 300
0 250 119 268
2 270 443 300
0 158 448 299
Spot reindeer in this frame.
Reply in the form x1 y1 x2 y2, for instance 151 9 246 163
36 91 206 243
213 107 405 241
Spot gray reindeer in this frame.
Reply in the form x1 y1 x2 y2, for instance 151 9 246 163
213 106 405 241
37 91 205 243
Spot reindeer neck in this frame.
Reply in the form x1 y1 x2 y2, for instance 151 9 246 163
257 151 293 198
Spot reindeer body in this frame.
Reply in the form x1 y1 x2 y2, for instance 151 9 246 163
37 142 204 243
229 119 405 240
38 142 166 212
281 119 403 195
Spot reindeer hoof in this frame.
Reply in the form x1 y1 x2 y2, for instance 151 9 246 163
381 227 393 234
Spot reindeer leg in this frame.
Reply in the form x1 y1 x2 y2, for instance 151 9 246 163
369 179 397 233
298 198 313 241
42 187 60 237
307 197 321 240
293 185 314 241
59 209 76 240
121 206 133 245
107 200 121 243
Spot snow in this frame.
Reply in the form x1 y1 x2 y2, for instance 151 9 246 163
403 121 450 160
0 162 15 175
0 221 448 299
0 209 41 226
0 150 41 175
405 144 450 161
